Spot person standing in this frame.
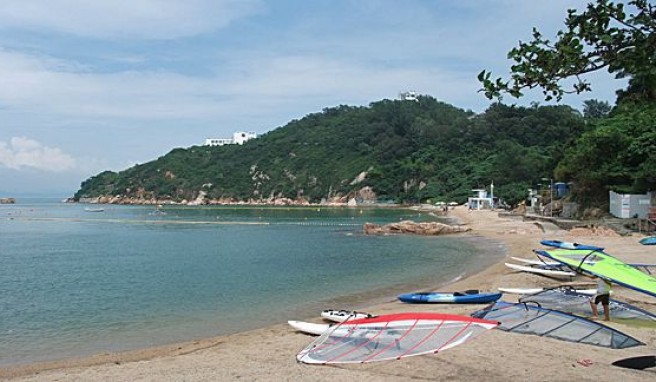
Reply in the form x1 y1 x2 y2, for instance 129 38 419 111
589 276 612 321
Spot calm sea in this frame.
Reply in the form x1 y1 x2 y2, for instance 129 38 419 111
0 199 504 367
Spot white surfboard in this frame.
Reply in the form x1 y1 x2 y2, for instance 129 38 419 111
498 287 596 295
512 256 599 267
288 320 330 336
498 287 545 295
504 263 576 278
288 320 379 338
510 257 561 267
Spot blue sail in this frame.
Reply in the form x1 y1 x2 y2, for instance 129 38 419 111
519 287 656 322
472 301 644 349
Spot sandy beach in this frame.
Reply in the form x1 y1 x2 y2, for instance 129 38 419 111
2 207 655 381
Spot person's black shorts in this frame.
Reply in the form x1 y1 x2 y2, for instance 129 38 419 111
594 294 610 305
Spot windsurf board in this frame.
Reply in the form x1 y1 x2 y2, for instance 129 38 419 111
320 309 374 323
288 320 330 336
505 262 576 278
540 240 604 251
498 287 596 295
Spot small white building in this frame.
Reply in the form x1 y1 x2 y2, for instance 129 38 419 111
468 182 495 210
468 189 493 210
205 131 257 146
399 91 418 101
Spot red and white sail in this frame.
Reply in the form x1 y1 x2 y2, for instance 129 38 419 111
296 312 498 364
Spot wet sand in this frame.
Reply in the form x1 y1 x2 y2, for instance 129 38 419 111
2 207 655 381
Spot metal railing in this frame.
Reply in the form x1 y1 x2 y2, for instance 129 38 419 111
638 217 656 232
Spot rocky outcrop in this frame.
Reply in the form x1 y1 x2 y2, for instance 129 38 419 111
363 220 471 235
187 190 207 206
0 197 16 204
75 185 378 207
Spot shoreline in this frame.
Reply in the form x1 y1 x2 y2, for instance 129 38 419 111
3 207 656 381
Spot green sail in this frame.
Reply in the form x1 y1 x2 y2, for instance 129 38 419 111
534 249 656 298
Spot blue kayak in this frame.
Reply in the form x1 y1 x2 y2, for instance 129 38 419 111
540 239 604 251
397 290 502 304
640 236 656 246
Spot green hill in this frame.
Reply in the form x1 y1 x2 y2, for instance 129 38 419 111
74 96 587 205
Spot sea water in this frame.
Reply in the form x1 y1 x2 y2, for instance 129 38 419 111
0 200 504 367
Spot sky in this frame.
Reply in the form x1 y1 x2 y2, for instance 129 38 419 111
0 1 625 196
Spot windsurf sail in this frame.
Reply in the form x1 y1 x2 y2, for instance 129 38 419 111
533 253 656 275
471 301 644 349
534 249 656 298
519 287 656 322
296 312 498 364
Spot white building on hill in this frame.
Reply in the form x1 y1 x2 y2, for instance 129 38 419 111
399 91 418 101
205 131 257 146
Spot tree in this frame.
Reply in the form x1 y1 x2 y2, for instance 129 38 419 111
479 0 656 101
582 99 612 119
555 101 656 207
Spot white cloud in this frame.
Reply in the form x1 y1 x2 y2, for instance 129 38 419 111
0 0 263 40
0 137 76 171
0 1 620 126
0 48 221 119
0 47 456 124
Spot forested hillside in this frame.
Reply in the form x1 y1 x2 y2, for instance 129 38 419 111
74 96 590 206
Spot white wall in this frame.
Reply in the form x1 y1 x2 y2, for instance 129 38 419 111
609 191 652 218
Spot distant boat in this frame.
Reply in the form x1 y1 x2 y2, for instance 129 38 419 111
149 209 167 216
84 207 104 212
